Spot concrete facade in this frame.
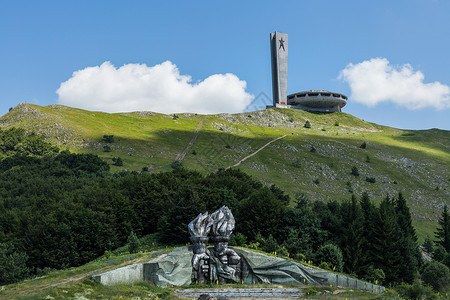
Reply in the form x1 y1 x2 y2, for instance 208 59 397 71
93 247 384 294
270 32 288 106
283 90 348 112
92 263 144 285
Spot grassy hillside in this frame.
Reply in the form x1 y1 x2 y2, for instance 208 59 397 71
1 103 449 240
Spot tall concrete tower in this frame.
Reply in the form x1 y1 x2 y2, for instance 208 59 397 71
270 32 288 106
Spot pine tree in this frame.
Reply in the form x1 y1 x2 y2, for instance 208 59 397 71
340 195 364 274
423 235 434 253
127 231 140 253
371 196 402 283
395 192 420 283
435 205 450 252
360 192 376 272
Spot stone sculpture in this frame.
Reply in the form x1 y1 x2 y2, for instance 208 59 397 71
94 206 385 293
188 212 212 283
188 206 242 284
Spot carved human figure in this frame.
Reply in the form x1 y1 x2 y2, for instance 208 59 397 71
188 206 242 284
209 206 241 283
188 212 212 283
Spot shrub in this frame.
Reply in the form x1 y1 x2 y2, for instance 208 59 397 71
365 155 370 163
263 234 279 253
351 166 359 177
304 120 311 128
319 261 332 271
365 177 376 183
170 160 183 169
112 157 123 166
360 141 367 149
433 244 447 261
294 192 309 208
421 261 450 291
229 232 247 247
304 287 319 295
127 231 140 254
363 266 385 285
293 158 301 168
334 121 339 126
103 135 114 143
142 166 149 172
310 146 316 153
276 246 289 257
396 281 435 300
315 244 344 272
345 181 353 193
192 150 197 155
172 114 179 120
103 145 112 152
313 178 320 185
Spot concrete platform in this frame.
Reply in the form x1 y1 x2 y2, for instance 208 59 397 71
174 288 304 299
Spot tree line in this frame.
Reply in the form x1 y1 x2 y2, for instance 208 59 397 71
0 128 449 294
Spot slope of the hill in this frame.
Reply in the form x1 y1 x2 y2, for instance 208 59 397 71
1 103 449 238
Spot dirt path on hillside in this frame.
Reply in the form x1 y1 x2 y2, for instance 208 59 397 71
226 135 287 169
175 117 205 161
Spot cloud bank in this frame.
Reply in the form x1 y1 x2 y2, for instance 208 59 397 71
339 58 450 109
57 61 254 114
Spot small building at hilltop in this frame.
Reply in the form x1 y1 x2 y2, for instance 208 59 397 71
270 31 348 112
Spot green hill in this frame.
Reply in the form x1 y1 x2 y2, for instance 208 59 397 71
1 103 449 239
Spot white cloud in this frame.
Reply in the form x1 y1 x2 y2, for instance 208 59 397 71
338 58 450 109
56 61 254 114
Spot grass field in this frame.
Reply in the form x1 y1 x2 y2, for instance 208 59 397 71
1 103 449 241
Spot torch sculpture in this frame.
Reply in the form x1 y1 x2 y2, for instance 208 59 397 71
188 206 242 284
188 212 212 283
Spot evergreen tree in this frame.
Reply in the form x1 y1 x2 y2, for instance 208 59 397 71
127 231 140 253
340 195 364 274
370 196 402 283
315 244 344 272
423 236 434 254
359 192 377 272
395 192 420 283
435 205 450 252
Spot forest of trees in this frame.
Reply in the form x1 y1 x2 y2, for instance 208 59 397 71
0 128 449 294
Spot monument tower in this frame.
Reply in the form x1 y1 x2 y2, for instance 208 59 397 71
270 32 288 106
270 31 348 112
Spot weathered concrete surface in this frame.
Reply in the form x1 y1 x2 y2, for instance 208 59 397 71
92 263 143 285
144 246 193 287
270 31 288 106
234 248 384 293
93 247 384 294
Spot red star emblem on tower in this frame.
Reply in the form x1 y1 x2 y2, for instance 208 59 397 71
279 38 285 51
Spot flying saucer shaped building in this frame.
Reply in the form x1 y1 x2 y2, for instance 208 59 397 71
270 31 348 112
286 90 347 112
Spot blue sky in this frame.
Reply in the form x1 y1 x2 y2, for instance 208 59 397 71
1 0 449 130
